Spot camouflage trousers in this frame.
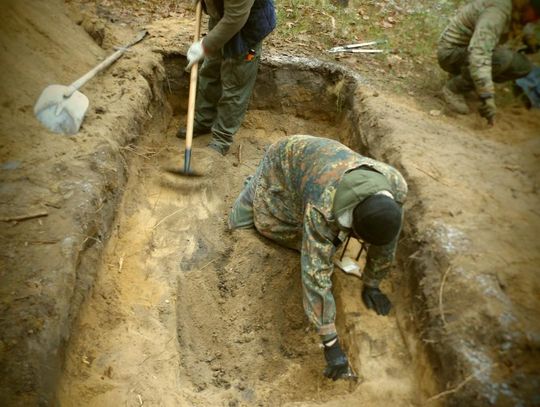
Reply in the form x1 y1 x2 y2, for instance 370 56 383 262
228 166 263 230
194 42 262 154
437 45 532 94
228 161 303 252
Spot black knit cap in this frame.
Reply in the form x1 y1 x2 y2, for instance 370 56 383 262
352 194 402 246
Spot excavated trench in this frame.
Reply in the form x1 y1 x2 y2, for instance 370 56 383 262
57 54 438 406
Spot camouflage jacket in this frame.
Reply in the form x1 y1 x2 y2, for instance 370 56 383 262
439 0 513 97
252 136 408 338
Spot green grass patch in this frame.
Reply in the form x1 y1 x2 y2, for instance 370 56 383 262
275 0 465 58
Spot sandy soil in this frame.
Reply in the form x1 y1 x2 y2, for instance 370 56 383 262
1 0 539 406
56 115 427 406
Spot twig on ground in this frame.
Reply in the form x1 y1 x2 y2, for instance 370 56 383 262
198 257 218 271
438 266 452 326
152 209 183 229
414 165 450 186
118 254 125 273
138 337 174 366
237 143 243 166
28 240 59 245
427 364 494 402
1 210 48 222
165 72 172 94
120 144 166 159
321 11 336 35
82 235 103 247
151 189 162 213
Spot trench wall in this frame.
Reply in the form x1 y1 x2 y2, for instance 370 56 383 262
0 30 169 405
3 38 503 404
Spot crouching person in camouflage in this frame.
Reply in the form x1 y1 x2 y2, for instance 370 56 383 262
228 135 407 380
437 0 539 124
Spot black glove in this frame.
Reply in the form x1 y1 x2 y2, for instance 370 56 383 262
479 97 496 125
362 286 392 316
323 337 350 381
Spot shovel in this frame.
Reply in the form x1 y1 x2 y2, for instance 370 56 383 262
166 0 203 177
34 30 148 135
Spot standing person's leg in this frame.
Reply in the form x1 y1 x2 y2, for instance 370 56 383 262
177 18 222 138
209 42 262 155
194 52 223 131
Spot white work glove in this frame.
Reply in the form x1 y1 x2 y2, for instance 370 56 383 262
185 40 205 72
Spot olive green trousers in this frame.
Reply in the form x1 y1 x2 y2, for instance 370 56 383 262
195 42 262 154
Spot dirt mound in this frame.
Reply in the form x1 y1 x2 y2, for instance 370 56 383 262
0 0 163 404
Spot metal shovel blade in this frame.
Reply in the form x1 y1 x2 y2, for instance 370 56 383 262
34 84 89 135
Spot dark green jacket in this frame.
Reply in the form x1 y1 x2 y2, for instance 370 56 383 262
203 0 275 57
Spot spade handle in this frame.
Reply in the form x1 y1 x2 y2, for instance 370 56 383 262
65 30 148 98
184 2 203 153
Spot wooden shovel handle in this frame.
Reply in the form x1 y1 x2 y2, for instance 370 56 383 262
67 30 148 97
185 2 203 151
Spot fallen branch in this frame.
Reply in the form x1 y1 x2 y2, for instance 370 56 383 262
1 210 48 222
438 266 452 326
28 240 59 245
237 143 243 166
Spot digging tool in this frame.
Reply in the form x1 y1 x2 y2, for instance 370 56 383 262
328 40 386 54
34 30 148 135
166 1 203 177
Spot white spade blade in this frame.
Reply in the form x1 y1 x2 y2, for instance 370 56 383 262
34 84 89 135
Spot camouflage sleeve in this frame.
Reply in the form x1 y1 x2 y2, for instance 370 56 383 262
300 204 338 339
468 7 508 97
362 208 404 288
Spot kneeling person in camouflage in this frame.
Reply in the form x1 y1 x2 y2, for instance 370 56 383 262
228 135 408 380
437 0 539 124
